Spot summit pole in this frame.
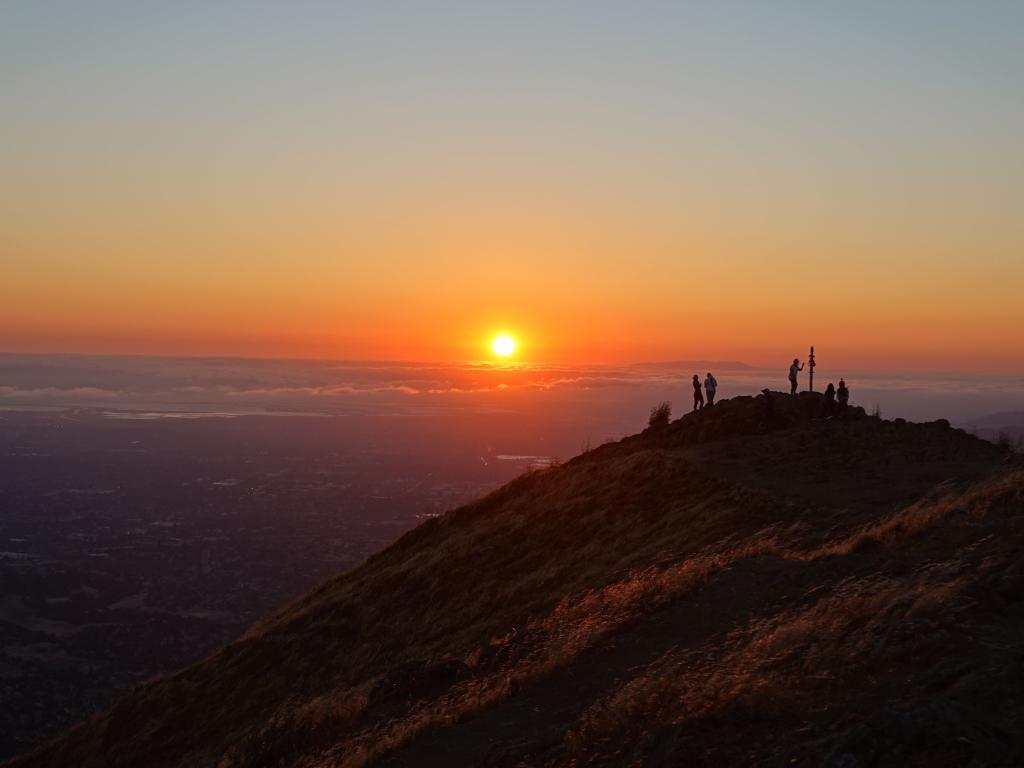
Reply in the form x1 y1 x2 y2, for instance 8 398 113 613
808 346 816 392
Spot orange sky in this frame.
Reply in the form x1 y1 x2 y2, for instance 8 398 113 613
2 5 1023 372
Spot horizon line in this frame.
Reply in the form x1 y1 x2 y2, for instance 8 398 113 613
1 349 1023 379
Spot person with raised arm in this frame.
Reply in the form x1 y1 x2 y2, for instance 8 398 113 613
788 358 805 395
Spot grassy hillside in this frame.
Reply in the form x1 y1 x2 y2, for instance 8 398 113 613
10 392 1024 767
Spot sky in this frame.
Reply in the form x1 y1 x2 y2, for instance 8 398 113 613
2 2 1023 370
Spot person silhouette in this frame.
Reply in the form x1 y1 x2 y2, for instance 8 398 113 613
692 374 704 411
837 378 850 414
823 382 836 416
704 372 718 406
788 358 805 395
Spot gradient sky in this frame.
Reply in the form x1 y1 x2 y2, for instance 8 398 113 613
2 2 1022 370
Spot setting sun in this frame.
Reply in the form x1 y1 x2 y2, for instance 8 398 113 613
492 335 516 357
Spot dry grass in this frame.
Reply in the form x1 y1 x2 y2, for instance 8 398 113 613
318 536 783 768
562 472 1024 763
217 682 376 768
565 569 964 759
811 468 1024 558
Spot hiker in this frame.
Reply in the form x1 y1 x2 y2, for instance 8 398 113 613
837 379 850 414
788 358 804 395
823 382 836 416
692 374 704 411
704 372 718 406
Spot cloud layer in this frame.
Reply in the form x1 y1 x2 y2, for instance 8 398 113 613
0 354 1020 425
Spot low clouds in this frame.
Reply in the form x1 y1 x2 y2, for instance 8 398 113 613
0 355 1019 423
0 355 675 413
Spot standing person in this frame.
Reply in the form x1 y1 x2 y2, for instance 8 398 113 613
692 374 704 411
823 382 836 416
788 358 805 395
704 372 718 406
837 379 850 414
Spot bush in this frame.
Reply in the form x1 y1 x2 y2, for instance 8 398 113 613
648 401 671 429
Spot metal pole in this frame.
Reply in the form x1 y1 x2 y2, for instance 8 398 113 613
808 346 816 392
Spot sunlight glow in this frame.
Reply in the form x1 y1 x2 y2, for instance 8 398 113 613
492 335 516 357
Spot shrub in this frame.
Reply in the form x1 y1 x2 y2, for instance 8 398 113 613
648 401 671 429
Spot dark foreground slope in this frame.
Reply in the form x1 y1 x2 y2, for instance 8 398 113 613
11 393 1024 767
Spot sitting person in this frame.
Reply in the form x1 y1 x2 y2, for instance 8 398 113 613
823 382 836 416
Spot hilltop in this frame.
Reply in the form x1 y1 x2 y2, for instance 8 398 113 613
10 392 1024 767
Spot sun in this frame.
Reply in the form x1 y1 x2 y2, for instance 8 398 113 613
492 335 516 357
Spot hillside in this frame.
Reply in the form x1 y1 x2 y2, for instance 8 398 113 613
10 392 1024 767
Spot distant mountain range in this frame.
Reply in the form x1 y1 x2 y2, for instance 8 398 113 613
11 393 1024 767
961 412 1024 446
967 411 1024 428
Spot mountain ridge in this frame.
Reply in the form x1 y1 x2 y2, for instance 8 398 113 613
10 392 1024 767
